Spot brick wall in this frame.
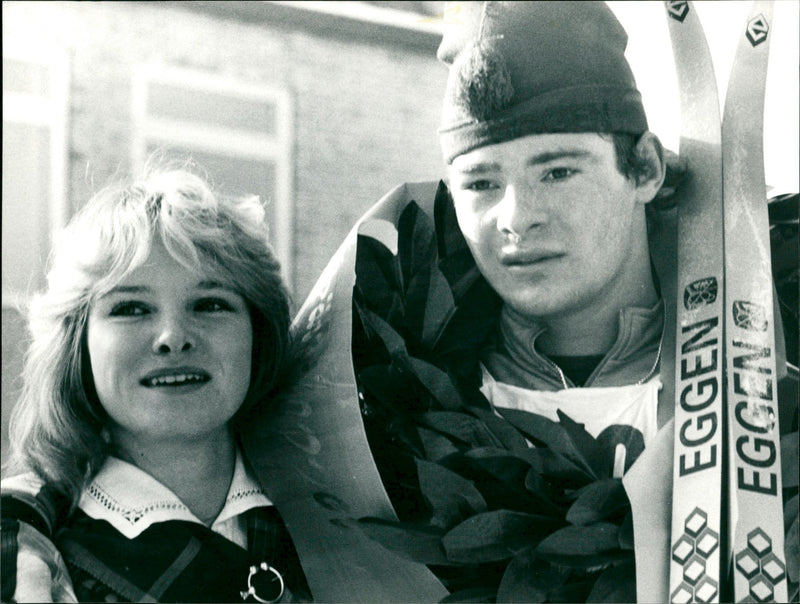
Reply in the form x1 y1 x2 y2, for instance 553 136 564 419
4 0 447 300
2 1 448 461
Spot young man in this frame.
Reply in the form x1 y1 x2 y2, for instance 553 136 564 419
437 1 668 452
348 1 797 601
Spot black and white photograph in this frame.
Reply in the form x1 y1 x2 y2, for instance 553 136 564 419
2 1 798 602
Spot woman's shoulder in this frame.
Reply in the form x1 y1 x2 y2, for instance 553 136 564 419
2 472 72 538
2 473 77 603
2 472 47 496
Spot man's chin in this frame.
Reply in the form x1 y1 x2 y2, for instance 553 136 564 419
503 293 570 324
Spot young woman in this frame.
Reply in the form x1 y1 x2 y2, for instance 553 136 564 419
2 169 311 602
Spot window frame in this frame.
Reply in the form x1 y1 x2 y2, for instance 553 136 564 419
131 64 295 291
1 42 70 310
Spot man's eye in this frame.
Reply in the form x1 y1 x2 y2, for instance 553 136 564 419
109 302 149 317
464 180 498 192
543 167 576 181
194 298 234 313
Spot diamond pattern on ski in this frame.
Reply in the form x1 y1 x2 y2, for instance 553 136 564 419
664 1 726 600
721 2 787 602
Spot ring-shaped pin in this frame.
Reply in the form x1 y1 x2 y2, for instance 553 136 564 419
239 562 285 603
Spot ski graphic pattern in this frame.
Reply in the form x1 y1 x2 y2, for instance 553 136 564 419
721 2 787 602
664 2 725 602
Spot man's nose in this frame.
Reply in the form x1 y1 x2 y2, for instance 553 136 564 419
494 183 547 240
152 314 194 354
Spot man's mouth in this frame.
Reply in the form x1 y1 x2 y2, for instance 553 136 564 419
500 250 564 266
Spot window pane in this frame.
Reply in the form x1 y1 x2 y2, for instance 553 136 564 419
2 121 51 295
3 58 50 96
148 81 277 135
146 143 277 217
2 306 27 462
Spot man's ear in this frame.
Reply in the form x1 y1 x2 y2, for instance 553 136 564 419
634 131 667 205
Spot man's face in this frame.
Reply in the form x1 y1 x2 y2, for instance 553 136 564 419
448 132 653 323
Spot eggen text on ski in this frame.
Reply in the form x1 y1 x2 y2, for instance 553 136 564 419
678 316 721 477
731 339 779 496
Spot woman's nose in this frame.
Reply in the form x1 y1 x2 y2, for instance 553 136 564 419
495 183 547 240
152 315 194 354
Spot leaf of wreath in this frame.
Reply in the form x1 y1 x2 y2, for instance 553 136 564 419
433 270 501 359
422 266 458 349
357 517 450 565
359 307 408 357
517 446 594 485
355 233 404 320
521 468 570 516
398 201 438 298
357 364 421 413
539 550 631 571
416 458 488 529
556 410 608 479
565 478 629 526
536 523 620 557
442 509 562 564
405 357 465 411
547 578 596 602
466 406 529 452
462 447 534 485
785 494 798 584
420 411 503 448
497 409 598 479
585 558 636 603
418 426 463 462
496 550 569 603
433 450 562 516
400 201 460 331
439 586 498 603
618 510 634 551
461 448 563 517
398 202 443 347
782 430 798 488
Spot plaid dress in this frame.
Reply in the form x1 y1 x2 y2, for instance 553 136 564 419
2 454 311 603
56 505 310 602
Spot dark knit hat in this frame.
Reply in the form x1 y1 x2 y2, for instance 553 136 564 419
438 1 648 164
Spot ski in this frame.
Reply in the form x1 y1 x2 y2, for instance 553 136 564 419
665 1 789 601
720 2 788 602
664 2 726 602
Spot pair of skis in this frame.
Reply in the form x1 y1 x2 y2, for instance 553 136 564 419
665 1 787 602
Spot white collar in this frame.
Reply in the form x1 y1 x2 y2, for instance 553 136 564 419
78 449 272 539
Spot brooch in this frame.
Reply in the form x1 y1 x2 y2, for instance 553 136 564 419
240 562 285 603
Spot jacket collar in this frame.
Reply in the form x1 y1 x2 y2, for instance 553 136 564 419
485 298 664 389
77 449 272 539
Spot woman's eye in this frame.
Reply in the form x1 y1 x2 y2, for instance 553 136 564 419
109 302 149 317
543 167 576 181
194 298 234 313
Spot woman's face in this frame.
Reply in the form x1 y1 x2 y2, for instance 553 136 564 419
86 241 253 451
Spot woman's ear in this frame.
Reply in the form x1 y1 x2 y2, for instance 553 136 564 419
634 131 667 205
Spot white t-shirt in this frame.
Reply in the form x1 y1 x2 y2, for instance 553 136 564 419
480 364 662 477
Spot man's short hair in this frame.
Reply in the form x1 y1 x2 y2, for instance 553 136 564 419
611 132 653 184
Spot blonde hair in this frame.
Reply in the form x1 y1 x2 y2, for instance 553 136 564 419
7 168 292 505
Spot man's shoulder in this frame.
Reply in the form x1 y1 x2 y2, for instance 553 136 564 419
769 193 799 368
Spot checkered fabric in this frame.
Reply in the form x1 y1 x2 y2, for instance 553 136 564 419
57 505 311 603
